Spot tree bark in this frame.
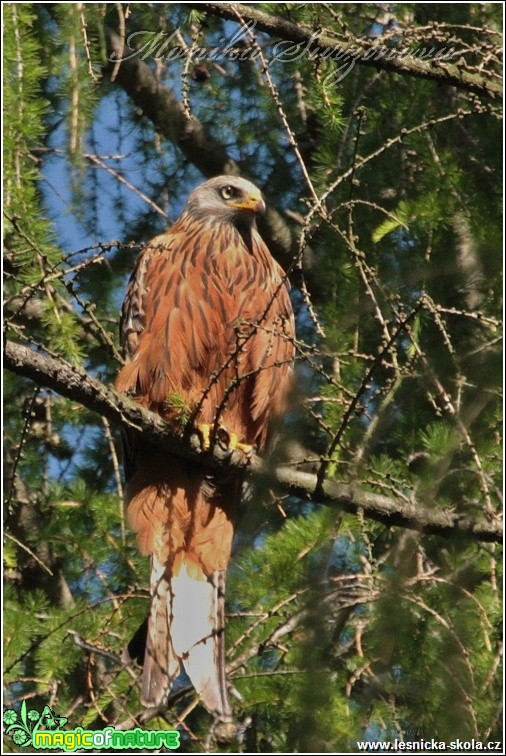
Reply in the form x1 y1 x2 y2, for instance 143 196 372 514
4 340 502 544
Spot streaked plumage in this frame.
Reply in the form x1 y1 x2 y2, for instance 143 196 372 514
115 176 295 720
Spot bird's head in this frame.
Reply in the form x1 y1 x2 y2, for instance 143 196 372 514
184 176 266 224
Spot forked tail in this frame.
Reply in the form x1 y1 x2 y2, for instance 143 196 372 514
141 554 232 721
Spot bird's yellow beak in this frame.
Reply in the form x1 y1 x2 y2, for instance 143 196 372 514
230 194 266 214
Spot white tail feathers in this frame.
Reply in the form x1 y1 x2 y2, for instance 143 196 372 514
140 556 232 721
171 564 232 720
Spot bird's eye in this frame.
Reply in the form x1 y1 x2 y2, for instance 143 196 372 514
220 185 237 200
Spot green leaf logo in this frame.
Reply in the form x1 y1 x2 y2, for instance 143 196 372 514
3 702 67 747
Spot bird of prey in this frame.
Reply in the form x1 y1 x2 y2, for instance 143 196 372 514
115 175 295 720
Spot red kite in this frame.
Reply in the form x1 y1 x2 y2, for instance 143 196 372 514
116 176 295 719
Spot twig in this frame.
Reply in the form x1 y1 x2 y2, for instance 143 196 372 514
85 154 169 218
4 531 54 576
78 2 98 82
101 417 125 541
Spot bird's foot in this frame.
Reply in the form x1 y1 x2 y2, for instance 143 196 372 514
196 423 254 459
196 422 212 451
218 428 253 456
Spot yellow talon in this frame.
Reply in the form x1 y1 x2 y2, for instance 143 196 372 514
235 439 254 454
197 423 212 451
196 424 253 456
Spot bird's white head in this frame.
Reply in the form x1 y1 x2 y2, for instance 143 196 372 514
184 175 266 222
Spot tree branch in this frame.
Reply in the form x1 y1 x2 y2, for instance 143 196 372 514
188 3 501 99
4 340 501 544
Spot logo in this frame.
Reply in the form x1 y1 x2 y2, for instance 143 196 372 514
3 702 68 748
3 701 180 751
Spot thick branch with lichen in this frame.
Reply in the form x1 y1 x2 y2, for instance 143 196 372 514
186 3 501 98
4 340 501 544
